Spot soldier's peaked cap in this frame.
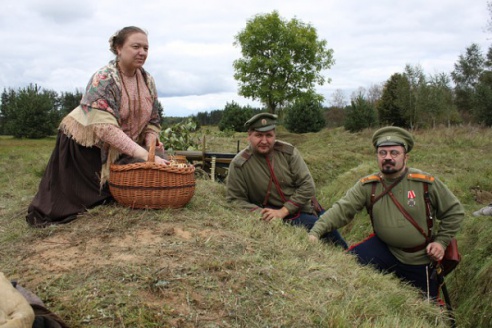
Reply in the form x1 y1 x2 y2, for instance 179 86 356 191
244 113 277 132
372 126 414 152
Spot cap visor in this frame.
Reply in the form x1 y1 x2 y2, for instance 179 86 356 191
254 125 275 132
377 141 403 147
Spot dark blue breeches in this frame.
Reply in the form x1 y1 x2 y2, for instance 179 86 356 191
285 211 348 249
348 234 438 298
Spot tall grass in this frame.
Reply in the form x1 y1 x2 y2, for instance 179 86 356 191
0 126 490 328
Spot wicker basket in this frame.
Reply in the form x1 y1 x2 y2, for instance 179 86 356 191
168 155 187 164
109 142 195 209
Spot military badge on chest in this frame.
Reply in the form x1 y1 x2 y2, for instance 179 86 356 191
407 190 416 206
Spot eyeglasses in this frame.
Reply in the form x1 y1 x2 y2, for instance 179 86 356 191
377 149 403 158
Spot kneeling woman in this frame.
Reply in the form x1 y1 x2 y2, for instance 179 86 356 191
26 26 168 227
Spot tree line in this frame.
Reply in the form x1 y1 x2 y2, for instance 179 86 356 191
1 9 492 138
341 44 492 132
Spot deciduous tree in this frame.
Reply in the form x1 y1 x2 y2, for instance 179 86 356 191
330 89 347 108
233 11 334 114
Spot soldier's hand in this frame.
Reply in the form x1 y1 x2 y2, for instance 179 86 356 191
308 235 319 243
260 207 288 222
426 242 445 261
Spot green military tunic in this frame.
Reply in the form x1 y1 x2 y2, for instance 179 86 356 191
309 168 464 265
226 140 316 215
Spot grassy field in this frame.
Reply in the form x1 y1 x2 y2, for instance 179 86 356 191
0 126 491 328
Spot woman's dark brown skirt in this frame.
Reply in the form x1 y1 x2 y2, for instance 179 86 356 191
26 131 113 227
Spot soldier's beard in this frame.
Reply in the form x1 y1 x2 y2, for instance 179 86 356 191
381 159 401 174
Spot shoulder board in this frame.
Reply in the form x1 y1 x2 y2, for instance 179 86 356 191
407 173 435 183
360 175 381 185
273 140 294 154
232 149 252 167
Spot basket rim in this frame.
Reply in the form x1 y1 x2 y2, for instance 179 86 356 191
110 162 195 174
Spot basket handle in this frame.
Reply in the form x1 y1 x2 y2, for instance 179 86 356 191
147 137 157 163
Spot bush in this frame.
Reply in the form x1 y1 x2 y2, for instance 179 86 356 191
1 85 60 138
344 96 378 132
284 97 325 133
218 101 254 132
160 118 200 152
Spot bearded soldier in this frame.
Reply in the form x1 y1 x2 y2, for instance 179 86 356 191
309 126 464 298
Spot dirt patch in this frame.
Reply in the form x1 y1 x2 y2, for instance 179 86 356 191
22 221 221 283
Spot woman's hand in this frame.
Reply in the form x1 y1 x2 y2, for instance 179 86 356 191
155 140 164 151
154 156 170 165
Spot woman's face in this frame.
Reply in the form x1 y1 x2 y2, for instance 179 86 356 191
117 32 149 71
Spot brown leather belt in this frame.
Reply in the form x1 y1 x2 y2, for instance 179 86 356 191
401 242 427 253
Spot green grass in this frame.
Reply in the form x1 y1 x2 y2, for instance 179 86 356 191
0 126 491 327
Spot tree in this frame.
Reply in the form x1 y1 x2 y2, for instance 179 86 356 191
1 84 59 138
377 73 410 127
344 95 377 132
402 64 426 128
472 79 492 126
330 89 347 108
156 100 164 123
284 93 325 133
451 43 485 113
350 87 366 102
0 88 16 135
472 45 492 126
366 83 383 107
426 73 458 127
194 109 224 126
59 90 83 118
233 11 334 114
218 101 255 132
487 1 492 34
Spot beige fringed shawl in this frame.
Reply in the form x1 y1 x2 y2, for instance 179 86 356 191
59 60 161 186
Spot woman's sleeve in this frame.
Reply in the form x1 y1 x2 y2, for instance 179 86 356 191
94 124 142 157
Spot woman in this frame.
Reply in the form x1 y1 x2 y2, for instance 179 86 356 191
26 26 168 227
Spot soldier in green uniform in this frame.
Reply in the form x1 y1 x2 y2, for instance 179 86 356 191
308 126 464 298
226 113 347 248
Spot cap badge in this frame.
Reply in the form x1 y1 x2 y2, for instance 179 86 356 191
261 119 267 126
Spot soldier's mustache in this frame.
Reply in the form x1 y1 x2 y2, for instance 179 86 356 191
383 159 395 165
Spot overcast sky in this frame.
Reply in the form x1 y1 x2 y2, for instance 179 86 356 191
1 0 490 117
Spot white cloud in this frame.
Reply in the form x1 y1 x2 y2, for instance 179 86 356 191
0 0 490 116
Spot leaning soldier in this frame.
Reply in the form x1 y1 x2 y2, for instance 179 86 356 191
308 126 464 299
226 112 347 248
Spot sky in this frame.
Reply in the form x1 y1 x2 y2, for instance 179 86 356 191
0 0 490 117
